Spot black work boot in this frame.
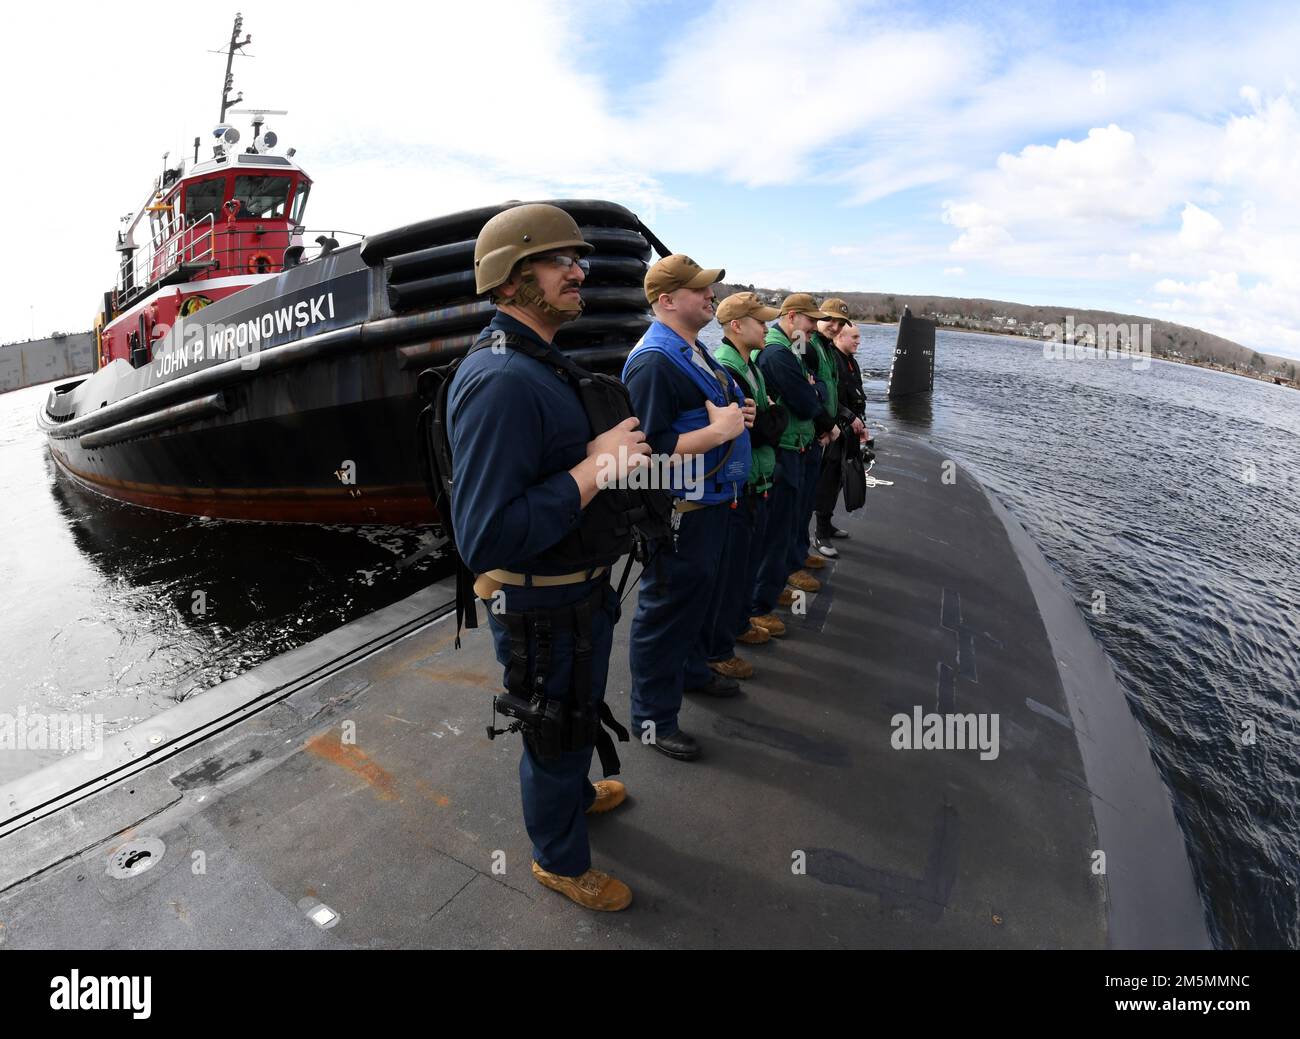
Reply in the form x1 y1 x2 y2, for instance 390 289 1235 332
650 729 701 761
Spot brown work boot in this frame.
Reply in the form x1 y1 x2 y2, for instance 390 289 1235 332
585 779 627 815
737 624 771 645
787 570 822 593
531 861 632 911
709 656 754 680
750 614 786 637
803 553 826 570
777 588 794 607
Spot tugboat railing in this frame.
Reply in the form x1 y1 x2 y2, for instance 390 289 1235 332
111 221 358 316
116 214 217 308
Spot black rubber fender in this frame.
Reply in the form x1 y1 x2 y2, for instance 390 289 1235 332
397 312 651 369
388 256 649 311
385 225 651 284
362 199 643 265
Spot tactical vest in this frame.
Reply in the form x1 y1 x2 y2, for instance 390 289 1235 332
418 330 674 639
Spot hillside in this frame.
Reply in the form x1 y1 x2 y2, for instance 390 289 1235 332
717 284 1299 388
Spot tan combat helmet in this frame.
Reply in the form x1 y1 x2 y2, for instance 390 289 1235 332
473 203 593 294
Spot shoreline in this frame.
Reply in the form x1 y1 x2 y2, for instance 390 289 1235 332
857 319 1299 392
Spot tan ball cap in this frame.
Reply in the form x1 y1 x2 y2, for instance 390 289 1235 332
474 203 592 294
780 293 831 319
645 254 725 304
716 291 781 325
820 298 853 323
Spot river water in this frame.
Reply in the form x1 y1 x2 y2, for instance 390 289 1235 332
0 380 447 786
2 325 1297 948
834 324 1297 952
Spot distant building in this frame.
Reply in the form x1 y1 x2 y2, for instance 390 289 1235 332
0 332 95 393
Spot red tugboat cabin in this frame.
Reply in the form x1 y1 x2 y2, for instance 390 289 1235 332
98 130 312 371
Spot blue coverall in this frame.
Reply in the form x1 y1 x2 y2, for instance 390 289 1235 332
622 321 746 738
448 312 617 878
753 338 825 615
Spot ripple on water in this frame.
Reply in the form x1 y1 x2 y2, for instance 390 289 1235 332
783 324 1300 949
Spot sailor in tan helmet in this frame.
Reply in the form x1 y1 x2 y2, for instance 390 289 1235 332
448 203 651 912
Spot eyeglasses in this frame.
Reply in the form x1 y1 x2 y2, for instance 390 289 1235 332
531 253 591 275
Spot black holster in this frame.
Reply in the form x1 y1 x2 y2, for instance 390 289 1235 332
489 581 630 776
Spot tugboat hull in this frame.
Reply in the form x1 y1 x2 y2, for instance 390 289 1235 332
44 365 431 524
41 200 656 524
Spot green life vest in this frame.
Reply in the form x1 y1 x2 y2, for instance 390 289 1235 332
713 338 775 493
765 324 813 451
810 331 839 418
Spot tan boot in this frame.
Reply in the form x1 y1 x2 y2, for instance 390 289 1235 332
709 656 754 680
585 779 626 815
787 570 822 593
777 588 794 607
531 861 632 911
803 553 827 570
737 624 771 645
750 613 786 637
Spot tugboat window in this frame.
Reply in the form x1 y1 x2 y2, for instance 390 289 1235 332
184 178 226 225
233 176 291 219
290 182 310 224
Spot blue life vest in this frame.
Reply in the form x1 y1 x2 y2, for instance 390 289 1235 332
624 322 751 505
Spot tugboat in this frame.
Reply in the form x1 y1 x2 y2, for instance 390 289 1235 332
39 15 659 523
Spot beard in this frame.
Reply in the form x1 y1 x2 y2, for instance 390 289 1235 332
513 268 584 323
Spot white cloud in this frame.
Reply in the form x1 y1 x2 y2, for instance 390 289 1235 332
1152 269 1300 352
1178 203 1225 251
4 0 1300 357
941 201 1012 254
992 125 1163 222
626 1 983 186
935 86 1300 355
943 267 965 276
1155 270 1241 301
1216 92 1300 204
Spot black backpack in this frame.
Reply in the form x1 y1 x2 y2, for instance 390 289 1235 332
417 332 674 642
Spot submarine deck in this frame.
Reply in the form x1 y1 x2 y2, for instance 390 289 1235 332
0 433 1208 949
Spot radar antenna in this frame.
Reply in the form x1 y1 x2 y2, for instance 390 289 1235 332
217 13 253 123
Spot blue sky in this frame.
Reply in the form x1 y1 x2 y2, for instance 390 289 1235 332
4 0 1300 356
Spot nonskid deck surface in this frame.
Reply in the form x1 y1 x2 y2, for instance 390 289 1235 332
0 434 1192 948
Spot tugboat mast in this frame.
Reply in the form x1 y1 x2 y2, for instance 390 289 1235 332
219 13 252 123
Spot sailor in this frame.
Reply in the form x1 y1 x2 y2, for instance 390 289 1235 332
812 299 868 555
623 255 753 761
791 300 842 576
448 204 650 911
708 292 787 652
753 294 837 619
